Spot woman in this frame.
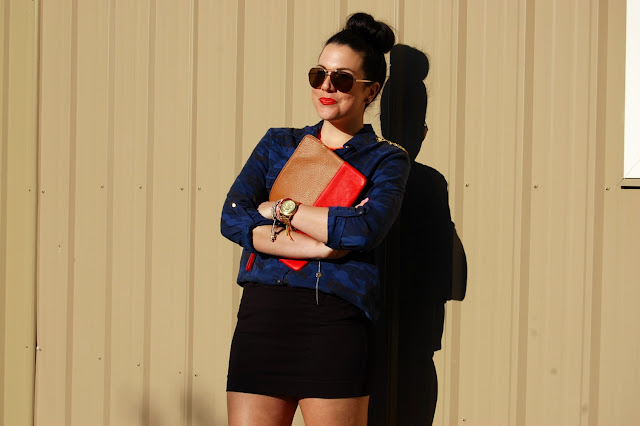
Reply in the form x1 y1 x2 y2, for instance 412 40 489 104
220 13 409 426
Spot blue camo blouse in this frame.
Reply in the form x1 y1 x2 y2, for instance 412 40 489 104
220 121 410 320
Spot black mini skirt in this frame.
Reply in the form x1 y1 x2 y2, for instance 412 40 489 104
227 282 372 399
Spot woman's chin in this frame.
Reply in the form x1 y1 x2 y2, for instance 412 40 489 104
314 108 338 122
319 114 336 122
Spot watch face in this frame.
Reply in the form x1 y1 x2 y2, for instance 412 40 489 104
280 199 297 216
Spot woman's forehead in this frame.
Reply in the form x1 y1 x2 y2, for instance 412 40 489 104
318 44 364 73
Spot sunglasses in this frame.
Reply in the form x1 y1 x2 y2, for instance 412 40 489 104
308 67 372 93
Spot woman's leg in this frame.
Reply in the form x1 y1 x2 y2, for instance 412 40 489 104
298 396 369 426
227 391 298 426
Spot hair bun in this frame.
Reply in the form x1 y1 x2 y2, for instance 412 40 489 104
344 13 395 54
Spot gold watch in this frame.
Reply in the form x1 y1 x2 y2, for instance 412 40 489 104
279 199 299 237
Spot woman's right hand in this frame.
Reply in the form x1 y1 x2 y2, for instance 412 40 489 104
257 200 275 220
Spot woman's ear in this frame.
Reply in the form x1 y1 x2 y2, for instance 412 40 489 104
366 82 381 104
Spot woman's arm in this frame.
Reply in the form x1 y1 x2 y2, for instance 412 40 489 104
252 225 349 259
257 197 371 244
257 202 330 243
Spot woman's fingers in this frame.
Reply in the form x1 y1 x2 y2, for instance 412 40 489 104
355 197 369 208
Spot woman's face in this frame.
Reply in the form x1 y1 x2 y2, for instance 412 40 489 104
311 43 379 129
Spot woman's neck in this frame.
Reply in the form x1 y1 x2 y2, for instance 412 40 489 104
320 121 364 149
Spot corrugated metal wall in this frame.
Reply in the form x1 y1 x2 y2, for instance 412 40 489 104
1 0 638 425
0 0 38 425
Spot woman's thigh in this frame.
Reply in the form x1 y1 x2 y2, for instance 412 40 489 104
227 391 297 426
298 396 369 426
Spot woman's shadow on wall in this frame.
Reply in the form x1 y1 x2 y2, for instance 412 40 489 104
369 44 467 425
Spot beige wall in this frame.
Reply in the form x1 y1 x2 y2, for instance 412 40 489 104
0 0 38 425
1 0 638 425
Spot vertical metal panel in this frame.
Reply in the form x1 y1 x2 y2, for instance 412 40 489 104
107 1 150 424
0 0 38 425
145 0 193 424
402 3 464 425
512 0 537 424
141 0 158 423
578 0 604 424
190 1 241 424
71 1 110 424
0 1 8 422
451 0 527 424
242 0 288 161
103 0 117 423
598 1 640 425
526 0 596 423
403 0 457 177
34 0 73 423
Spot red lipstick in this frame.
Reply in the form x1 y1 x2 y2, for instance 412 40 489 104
319 97 337 105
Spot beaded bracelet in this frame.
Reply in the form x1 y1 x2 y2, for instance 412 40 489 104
270 199 283 242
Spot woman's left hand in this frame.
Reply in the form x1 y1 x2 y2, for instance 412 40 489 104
355 197 369 208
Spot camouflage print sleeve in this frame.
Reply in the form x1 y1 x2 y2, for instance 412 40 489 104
326 147 410 251
220 130 275 253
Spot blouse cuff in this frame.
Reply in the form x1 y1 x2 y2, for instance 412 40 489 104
229 201 272 253
326 206 364 249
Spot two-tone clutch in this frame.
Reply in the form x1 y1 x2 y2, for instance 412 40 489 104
269 134 367 270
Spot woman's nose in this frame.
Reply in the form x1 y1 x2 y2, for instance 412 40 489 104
320 73 333 91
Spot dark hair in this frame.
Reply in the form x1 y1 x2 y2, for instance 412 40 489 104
325 13 395 97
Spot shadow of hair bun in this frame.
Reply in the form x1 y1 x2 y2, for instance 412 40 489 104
345 12 395 54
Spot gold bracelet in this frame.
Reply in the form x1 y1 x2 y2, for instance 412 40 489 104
270 199 283 242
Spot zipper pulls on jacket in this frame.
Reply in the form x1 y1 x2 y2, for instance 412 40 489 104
315 261 322 304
